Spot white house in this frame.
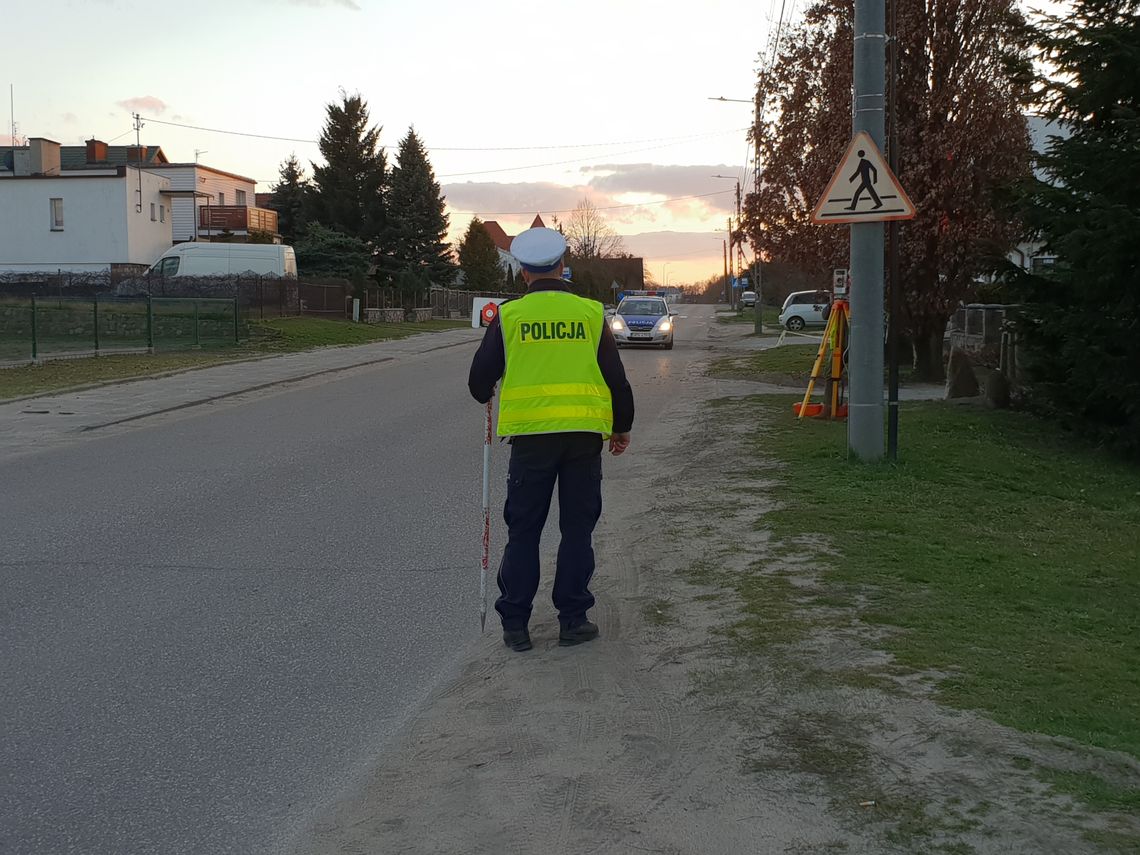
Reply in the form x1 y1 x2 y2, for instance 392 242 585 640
139 162 278 243
0 138 172 274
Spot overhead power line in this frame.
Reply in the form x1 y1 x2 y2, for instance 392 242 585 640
141 117 315 144
140 115 746 154
461 190 734 216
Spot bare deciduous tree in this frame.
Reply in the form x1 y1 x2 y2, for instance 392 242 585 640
565 198 626 259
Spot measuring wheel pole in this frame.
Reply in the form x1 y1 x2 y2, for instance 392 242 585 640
146 295 155 353
31 295 38 361
480 399 493 631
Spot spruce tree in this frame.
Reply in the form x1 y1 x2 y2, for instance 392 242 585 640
310 92 387 244
1010 0 1140 454
458 218 504 292
384 127 456 286
293 223 371 278
268 154 310 245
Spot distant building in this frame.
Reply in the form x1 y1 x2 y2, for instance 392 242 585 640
0 138 172 275
3 136 278 242
480 214 548 275
1009 116 1071 273
478 213 645 295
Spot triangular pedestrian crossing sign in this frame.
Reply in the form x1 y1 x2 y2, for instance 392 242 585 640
812 132 916 224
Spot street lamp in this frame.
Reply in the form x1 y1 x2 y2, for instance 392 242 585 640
710 175 741 309
710 95 764 332
662 261 670 288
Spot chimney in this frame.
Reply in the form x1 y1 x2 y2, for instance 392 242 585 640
126 145 148 163
86 138 108 163
28 138 61 175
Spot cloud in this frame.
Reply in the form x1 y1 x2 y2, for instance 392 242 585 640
116 95 168 114
622 231 729 260
61 112 78 124
443 181 604 218
442 171 736 218
287 0 360 9
581 163 740 214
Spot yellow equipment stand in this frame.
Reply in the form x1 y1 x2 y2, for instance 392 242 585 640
794 298 851 420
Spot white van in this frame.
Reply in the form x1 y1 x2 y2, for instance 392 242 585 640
149 243 297 278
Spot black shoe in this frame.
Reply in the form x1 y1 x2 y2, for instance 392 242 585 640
558 620 600 647
503 628 532 652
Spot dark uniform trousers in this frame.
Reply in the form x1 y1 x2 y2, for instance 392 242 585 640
495 432 603 631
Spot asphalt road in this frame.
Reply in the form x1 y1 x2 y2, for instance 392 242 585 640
0 304 717 855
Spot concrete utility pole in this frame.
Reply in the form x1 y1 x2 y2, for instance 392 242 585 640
848 0 887 460
723 239 729 305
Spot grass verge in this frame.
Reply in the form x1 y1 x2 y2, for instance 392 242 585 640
725 395 1140 761
709 344 823 385
0 316 469 400
711 344 920 386
715 306 782 328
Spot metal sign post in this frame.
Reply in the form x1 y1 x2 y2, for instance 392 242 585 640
848 0 888 461
810 0 914 462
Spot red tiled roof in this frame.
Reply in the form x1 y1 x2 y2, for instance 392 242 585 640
482 220 513 252
531 214 546 228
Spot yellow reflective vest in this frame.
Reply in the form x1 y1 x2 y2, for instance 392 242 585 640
497 291 614 437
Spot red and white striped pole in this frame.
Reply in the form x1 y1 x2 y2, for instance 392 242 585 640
480 399 493 630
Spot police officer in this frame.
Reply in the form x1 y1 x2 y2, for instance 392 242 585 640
468 227 635 652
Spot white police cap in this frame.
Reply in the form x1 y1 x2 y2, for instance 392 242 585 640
510 227 567 273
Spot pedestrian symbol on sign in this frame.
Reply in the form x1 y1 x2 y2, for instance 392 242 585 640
812 132 916 224
847 150 882 211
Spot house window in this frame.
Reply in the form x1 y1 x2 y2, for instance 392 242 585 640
50 198 64 231
218 192 225 205
160 205 165 223
1031 256 1057 273
235 189 246 206
150 203 157 221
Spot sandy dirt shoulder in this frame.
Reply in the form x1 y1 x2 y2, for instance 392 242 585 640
292 333 1137 855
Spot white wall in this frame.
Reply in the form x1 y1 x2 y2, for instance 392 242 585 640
0 170 171 273
126 167 176 267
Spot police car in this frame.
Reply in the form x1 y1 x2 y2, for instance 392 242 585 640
610 295 674 349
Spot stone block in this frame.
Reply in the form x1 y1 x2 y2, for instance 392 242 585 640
946 347 980 398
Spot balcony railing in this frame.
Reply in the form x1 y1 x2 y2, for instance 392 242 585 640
198 205 279 234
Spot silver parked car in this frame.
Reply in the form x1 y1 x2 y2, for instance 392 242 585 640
778 290 832 331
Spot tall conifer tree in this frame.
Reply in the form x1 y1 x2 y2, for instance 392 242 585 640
310 92 387 244
384 127 456 285
268 154 310 245
458 217 504 292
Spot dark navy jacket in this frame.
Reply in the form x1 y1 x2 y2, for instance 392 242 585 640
467 279 635 434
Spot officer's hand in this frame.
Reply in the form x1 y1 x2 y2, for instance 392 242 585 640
609 433 631 456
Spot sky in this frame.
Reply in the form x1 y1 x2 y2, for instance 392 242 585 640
4 0 797 284
3 0 1058 285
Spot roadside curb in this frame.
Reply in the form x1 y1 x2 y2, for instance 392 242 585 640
72 336 479 431
79 356 398 431
0 332 478 406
